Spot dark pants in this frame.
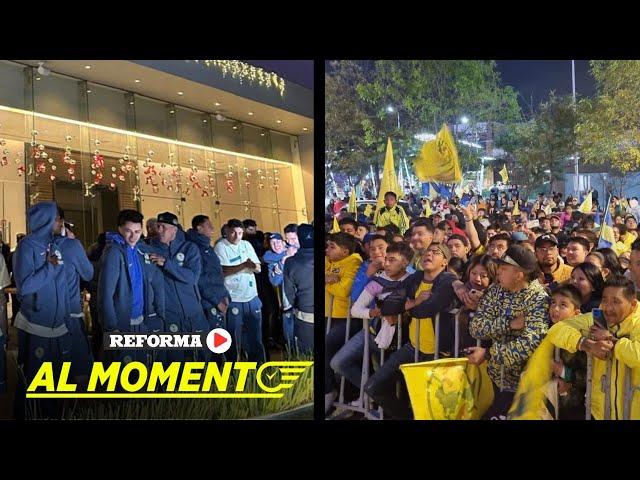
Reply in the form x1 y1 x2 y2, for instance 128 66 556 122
89 298 102 361
482 382 516 420
226 297 266 363
364 343 433 420
16 330 72 419
324 318 361 394
293 317 313 355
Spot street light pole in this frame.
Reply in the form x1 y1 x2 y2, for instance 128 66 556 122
572 60 580 196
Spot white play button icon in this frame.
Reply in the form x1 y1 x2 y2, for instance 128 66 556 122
206 328 232 354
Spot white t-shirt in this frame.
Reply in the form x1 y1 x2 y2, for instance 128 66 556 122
214 239 260 303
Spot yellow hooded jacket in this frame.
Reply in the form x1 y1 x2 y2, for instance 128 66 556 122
546 307 640 420
325 253 363 319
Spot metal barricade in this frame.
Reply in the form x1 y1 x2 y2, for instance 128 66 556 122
554 347 561 420
585 354 592 420
603 358 613 420
362 314 404 421
326 295 334 334
623 366 639 420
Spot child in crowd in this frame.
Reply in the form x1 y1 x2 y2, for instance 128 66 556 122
325 232 363 411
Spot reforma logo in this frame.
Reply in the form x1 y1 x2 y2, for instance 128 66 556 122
104 329 231 353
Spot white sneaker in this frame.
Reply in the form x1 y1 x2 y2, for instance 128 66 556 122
349 397 363 408
325 391 338 414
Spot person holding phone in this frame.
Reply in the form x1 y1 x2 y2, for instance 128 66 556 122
13 202 71 418
544 276 640 419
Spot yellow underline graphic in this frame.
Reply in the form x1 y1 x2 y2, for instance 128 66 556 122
27 393 285 399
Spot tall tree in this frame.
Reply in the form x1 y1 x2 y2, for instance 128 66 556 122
495 93 577 198
325 60 522 181
576 60 640 174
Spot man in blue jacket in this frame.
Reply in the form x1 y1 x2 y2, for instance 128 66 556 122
13 201 70 416
98 209 166 365
283 223 314 354
264 232 297 349
185 215 230 332
150 212 209 361
53 207 94 383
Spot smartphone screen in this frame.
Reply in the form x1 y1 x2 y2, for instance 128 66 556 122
592 308 607 329
460 193 472 208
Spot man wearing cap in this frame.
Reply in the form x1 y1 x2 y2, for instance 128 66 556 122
468 244 549 419
149 211 209 361
99 209 166 365
185 215 230 334
535 233 573 288
263 232 297 349
214 218 266 363
549 214 568 244
364 242 458 419
283 224 314 354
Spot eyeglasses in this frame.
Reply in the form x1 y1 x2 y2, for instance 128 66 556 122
536 246 558 253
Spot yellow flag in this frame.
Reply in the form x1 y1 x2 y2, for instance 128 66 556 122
512 199 520 216
544 203 553 215
374 138 403 223
578 191 593 214
348 185 357 214
424 200 432 217
499 164 509 183
364 204 373 218
413 124 462 183
330 215 340 233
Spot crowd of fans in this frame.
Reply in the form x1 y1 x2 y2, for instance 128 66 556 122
325 187 640 420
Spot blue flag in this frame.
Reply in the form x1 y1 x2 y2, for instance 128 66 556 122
598 202 615 249
421 182 430 197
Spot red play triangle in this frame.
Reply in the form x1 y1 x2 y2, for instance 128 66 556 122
214 333 228 348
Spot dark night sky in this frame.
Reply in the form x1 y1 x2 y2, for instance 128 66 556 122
244 60 314 90
496 60 596 114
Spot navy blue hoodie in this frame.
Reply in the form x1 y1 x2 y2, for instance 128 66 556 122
150 229 208 332
13 202 69 332
53 235 94 315
185 228 230 326
98 235 166 332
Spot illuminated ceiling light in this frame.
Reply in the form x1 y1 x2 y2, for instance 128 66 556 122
134 79 141 83
214 102 221 106
169 110 175 114
177 91 184 96
129 101 135 105
84 65 91 70
232 126 238 130
260 132 266 136
35 76 41 81
303 127 308 131
203 119 207 123
248 112 254 116
276 119 282 124
86 89 92 93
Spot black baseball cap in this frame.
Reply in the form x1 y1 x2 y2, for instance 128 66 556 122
495 244 538 272
535 234 559 249
157 212 182 229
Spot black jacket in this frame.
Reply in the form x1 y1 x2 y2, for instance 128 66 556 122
283 247 313 314
399 270 458 355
